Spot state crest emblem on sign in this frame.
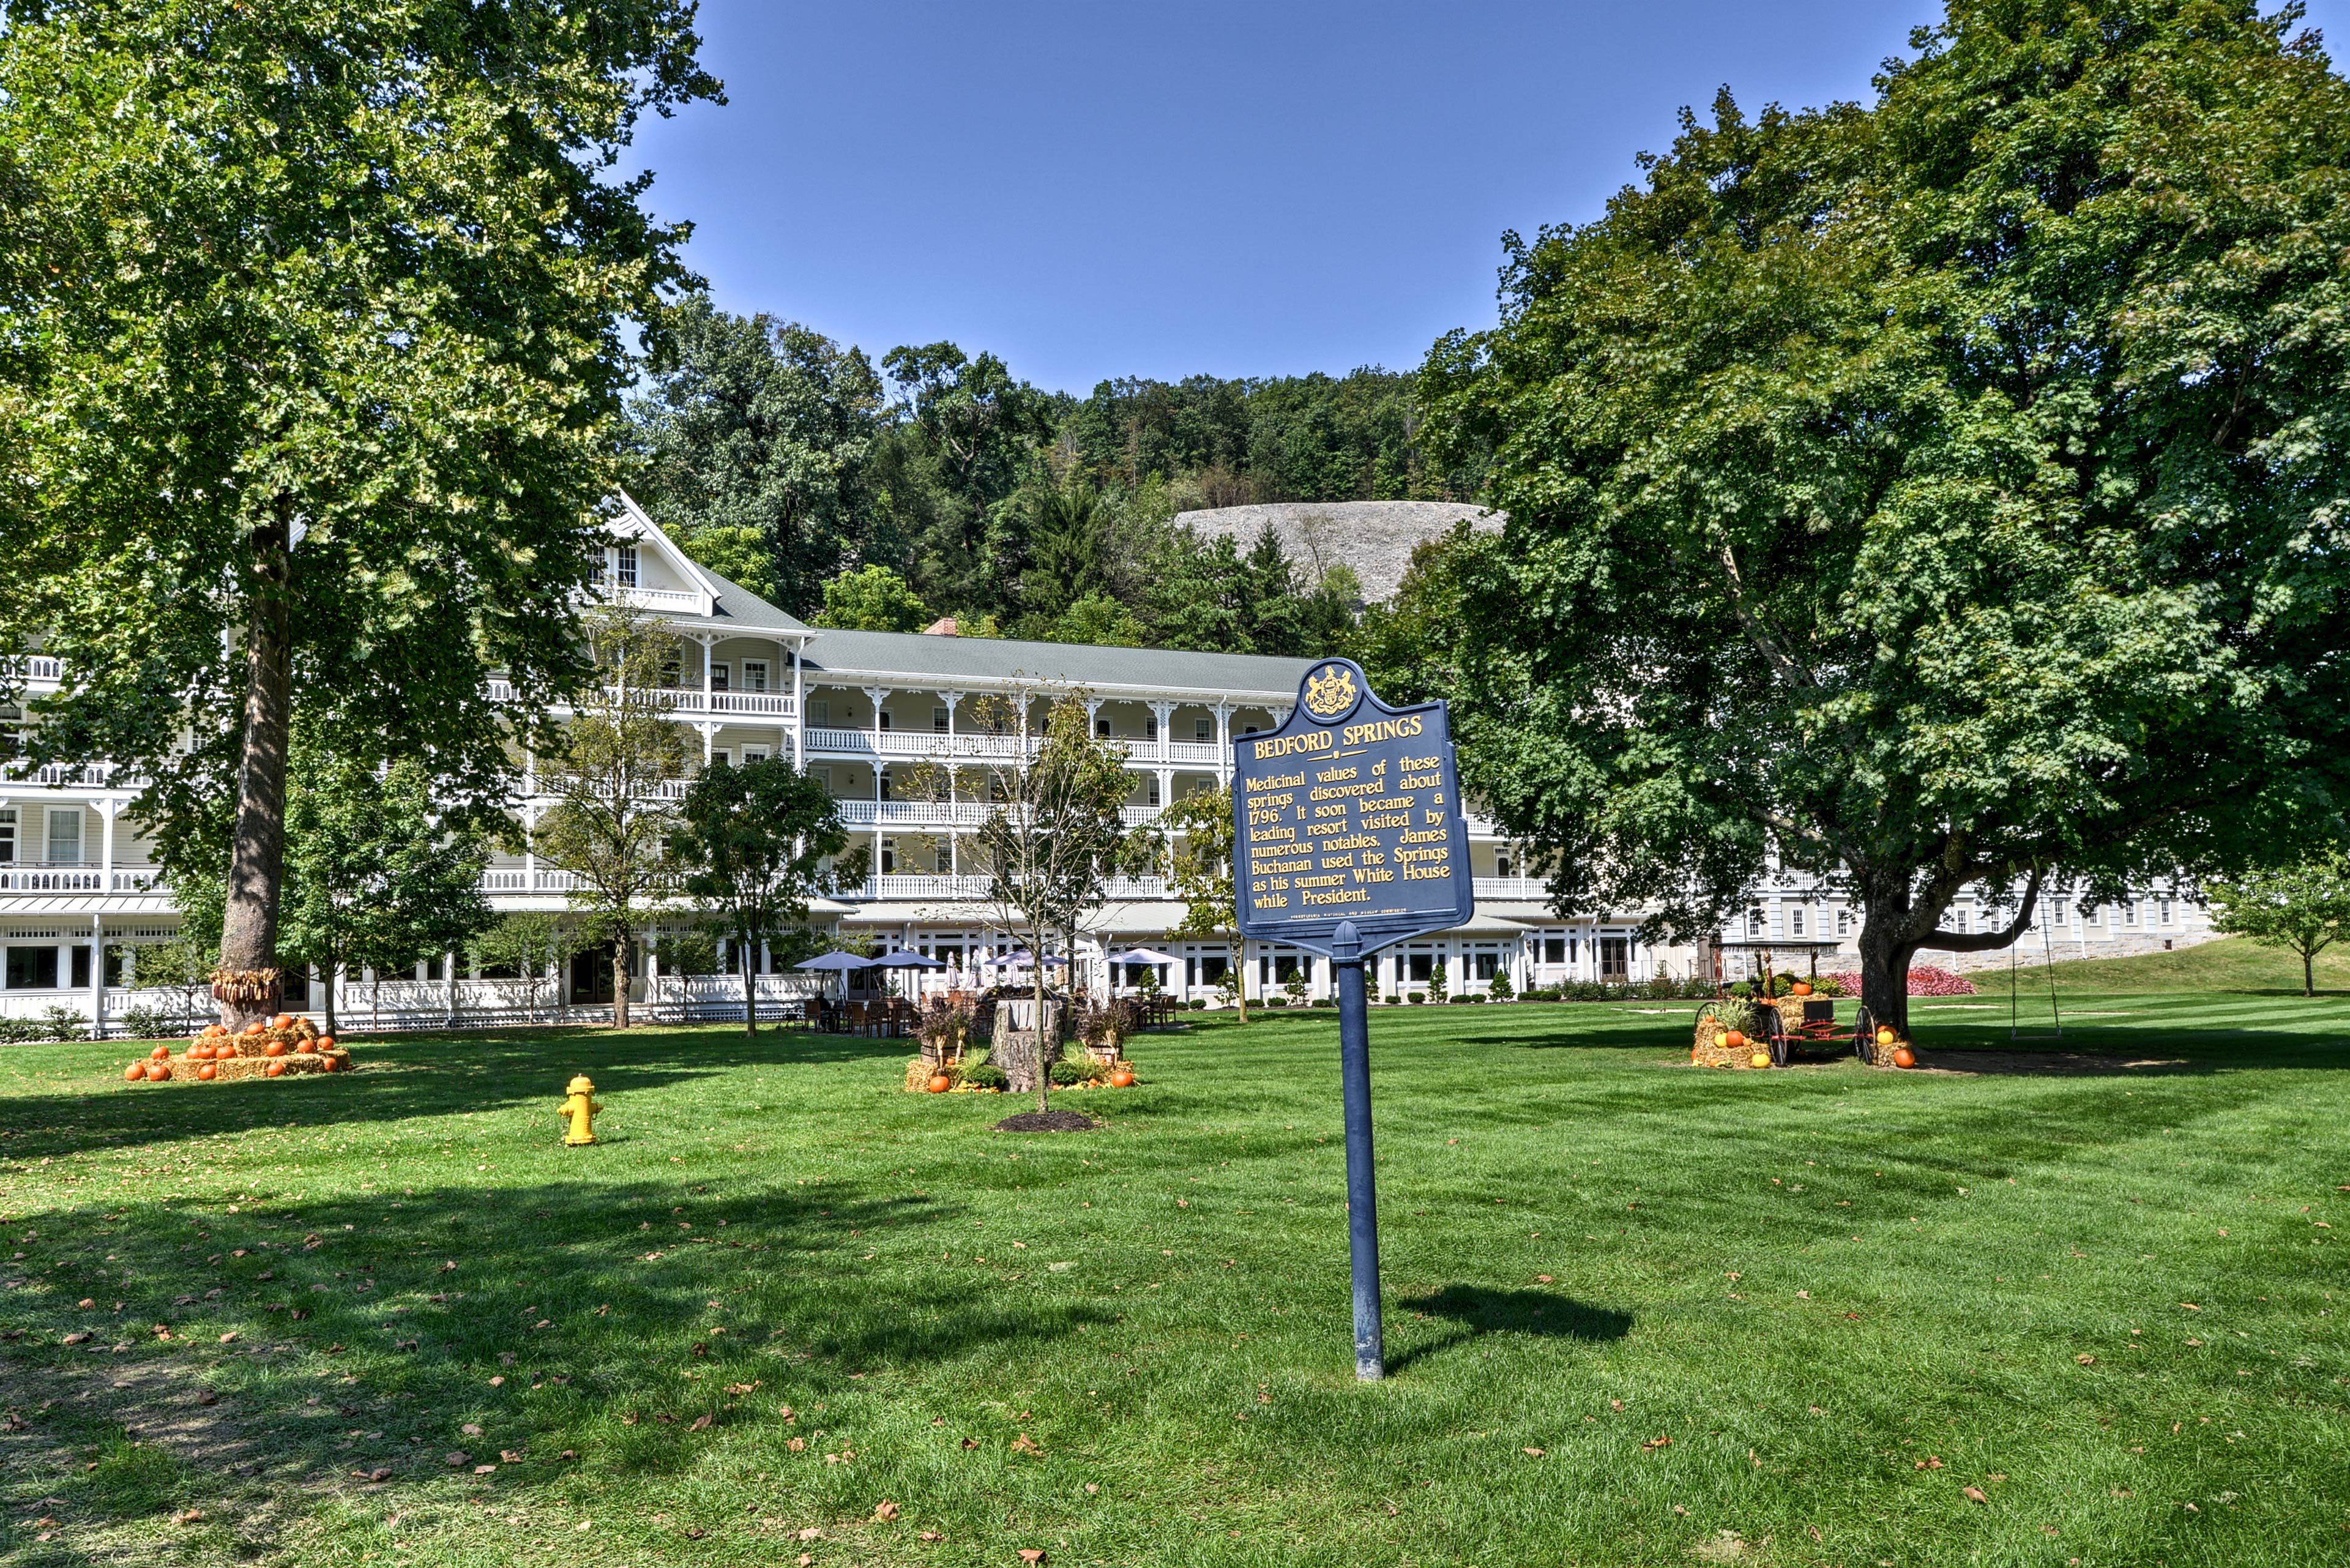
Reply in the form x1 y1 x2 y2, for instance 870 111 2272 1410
1302 663 1358 718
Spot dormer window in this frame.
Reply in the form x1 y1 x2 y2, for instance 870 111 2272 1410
614 543 640 588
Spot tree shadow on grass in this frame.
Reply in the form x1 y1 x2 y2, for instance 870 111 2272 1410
0 1163 1103 1553
1386 1285 1633 1373
0 1025 913 1163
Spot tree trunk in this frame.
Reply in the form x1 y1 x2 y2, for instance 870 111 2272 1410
741 940 759 1037
1233 938 1248 1024
612 931 632 1029
1033 955 1050 1113
217 502 294 1033
2305 947 2316 999
1856 908 1917 1039
323 961 337 1037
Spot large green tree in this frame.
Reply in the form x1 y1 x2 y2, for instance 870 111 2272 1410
0 0 713 1028
630 294 884 616
1419 0 2350 1034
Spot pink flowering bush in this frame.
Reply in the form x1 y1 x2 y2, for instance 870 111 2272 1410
1826 966 1977 996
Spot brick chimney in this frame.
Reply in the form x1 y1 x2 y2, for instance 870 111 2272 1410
922 616 959 637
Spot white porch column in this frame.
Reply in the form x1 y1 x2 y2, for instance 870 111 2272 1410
89 913 105 1038
97 798 117 890
790 643 805 766
1214 702 1232 784
1148 701 1175 761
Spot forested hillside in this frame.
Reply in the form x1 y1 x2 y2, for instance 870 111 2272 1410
626 294 1482 654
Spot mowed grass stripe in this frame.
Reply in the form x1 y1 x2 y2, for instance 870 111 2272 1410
0 992 2340 1565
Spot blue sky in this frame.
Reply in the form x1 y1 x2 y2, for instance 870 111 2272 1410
624 1 2349 396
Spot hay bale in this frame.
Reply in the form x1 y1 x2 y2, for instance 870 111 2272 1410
1688 1015 1772 1069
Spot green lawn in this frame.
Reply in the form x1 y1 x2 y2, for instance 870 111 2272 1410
1969 935 2350 998
1 991 2346 1567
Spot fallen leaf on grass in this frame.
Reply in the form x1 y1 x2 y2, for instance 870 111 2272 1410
1642 1435 1673 1451
1523 1447 1545 1457
499 1450 524 1464
960 1437 978 1449
874 1501 900 1521
474 1465 496 1475
1964 1487 1988 1503
787 1437 805 1452
919 1528 943 1540
2077 1354 2097 1365
1535 1274 1554 1283
61 1332 89 1346
1011 1433 1043 1454
445 1452 471 1468
689 1414 713 1432
1018 1552 1046 1564
797 1526 823 1540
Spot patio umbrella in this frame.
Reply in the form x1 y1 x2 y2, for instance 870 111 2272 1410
873 950 947 969
795 951 877 971
1108 947 1178 966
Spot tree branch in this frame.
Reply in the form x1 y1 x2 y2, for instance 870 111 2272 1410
1920 865 2045 952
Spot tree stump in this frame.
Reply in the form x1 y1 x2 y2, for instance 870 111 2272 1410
993 1000 1067 1093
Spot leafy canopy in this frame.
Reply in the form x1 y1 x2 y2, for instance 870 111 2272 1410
1419 0 2350 1027
0 0 716 890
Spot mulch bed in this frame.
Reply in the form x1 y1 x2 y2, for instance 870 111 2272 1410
993 1110 1101 1133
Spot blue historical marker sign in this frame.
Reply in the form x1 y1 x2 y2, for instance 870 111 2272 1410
1231 658 1474 958
1230 657 1472 1382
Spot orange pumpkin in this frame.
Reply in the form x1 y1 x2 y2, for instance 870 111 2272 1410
149 1044 170 1061
1791 982 1813 997
1723 1029 1745 1050
264 1060 286 1077
315 1035 335 1051
204 1023 226 1037
147 1062 171 1081
925 1073 952 1093
124 1062 145 1082
272 1013 294 1029
198 1062 218 1081
294 1039 316 1055
1892 1045 1917 1069
263 1039 287 1058
1108 1067 1136 1088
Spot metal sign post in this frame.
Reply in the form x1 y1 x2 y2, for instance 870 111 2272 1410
1232 659 1474 1382
1329 919 1383 1378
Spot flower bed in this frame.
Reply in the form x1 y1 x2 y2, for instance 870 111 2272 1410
1826 966 1975 997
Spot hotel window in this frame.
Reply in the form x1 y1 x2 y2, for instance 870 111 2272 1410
1952 906 1969 935
2158 897 2173 925
741 660 768 693
2124 902 2138 927
614 543 639 588
742 746 769 764
2050 900 2067 925
809 698 830 724
878 709 892 731
1747 909 1765 937
1543 936 1566 964
0 808 14 863
1195 717 1212 741
709 662 729 692
658 652 681 689
6 947 58 989
1146 778 1161 807
1789 906 1807 937
45 808 80 865
710 749 732 767
811 766 832 794
927 706 947 732
1095 717 1112 739
1242 724 1259 736
879 839 896 874
1835 907 1852 936
1144 714 1158 740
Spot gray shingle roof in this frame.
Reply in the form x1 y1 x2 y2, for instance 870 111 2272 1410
798 626 1315 700
694 568 812 633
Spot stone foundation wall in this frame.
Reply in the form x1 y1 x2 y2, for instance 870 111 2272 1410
1916 928 2221 973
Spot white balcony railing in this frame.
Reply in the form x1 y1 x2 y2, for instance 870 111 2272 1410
488 678 795 720
871 874 993 900
1 655 61 682
1473 877 1548 900
836 799 991 827
1 760 124 787
0 861 104 892
112 867 162 892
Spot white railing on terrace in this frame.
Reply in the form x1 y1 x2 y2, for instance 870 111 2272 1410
0 861 103 892
837 799 991 827
872 874 993 900
488 678 795 720
113 867 161 892
1473 877 1548 900
2 760 126 787
1 655 61 682
804 728 1228 767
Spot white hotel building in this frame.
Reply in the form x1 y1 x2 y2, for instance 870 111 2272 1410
0 504 2209 1030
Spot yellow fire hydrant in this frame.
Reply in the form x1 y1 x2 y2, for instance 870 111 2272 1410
560 1074 602 1146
